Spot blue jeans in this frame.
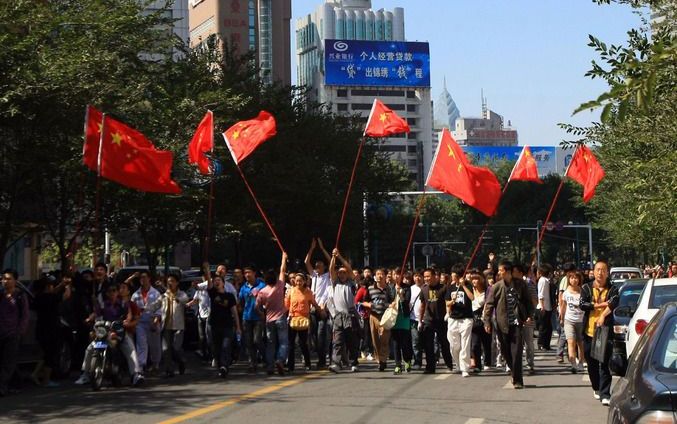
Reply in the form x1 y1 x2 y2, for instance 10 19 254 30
265 318 289 370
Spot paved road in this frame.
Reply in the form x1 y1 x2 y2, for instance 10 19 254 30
1 345 610 424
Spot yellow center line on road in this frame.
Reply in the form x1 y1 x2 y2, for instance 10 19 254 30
157 371 329 424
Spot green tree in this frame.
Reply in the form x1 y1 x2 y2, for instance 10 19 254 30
562 0 676 260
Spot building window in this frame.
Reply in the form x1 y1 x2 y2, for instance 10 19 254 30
379 145 407 152
351 103 374 110
351 89 404 97
337 89 348 97
406 90 416 99
407 118 417 126
407 146 417 153
407 132 418 139
406 104 417 112
337 103 348 111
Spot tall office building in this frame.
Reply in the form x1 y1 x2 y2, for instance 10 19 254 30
296 1 433 188
433 77 461 131
144 0 189 60
189 0 292 85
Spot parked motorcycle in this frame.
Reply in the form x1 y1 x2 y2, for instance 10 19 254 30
89 320 126 391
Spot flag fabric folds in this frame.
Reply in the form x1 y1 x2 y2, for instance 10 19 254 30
363 99 411 137
566 145 605 203
509 146 543 184
222 111 277 165
188 111 214 175
426 128 502 216
83 105 181 194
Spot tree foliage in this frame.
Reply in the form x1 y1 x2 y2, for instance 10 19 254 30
0 1 411 273
563 0 676 259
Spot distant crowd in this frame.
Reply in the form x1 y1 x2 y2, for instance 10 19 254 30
1 239 674 405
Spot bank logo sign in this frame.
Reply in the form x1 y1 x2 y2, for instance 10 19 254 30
324 39 431 87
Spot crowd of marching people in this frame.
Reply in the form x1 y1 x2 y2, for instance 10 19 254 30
4 238 670 406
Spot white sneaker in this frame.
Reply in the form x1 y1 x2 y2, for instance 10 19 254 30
593 391 601 400
366 354 374 361
211 359 217 368
505 365 511 374
483 366 492 371
601 398 610 406
461 371 470 378
351 365 358 372
75 374 90 385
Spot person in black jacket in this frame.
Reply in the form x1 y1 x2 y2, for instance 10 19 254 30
580 259 619 406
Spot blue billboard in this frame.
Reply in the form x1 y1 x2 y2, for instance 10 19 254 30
324 39 430 87
462 146 560 176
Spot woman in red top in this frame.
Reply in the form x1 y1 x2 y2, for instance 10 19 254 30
285 273 319 372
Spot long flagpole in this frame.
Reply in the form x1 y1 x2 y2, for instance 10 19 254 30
461 180 513 276
93 113 106 266
334 99 378 250
236 164 285 253
535 145 578 264
203 163 216 262
334 136 366 249
203 110 215 263
461 146 528 275
398 189 428 277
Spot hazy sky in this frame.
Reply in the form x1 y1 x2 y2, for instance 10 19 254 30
290 1 646 146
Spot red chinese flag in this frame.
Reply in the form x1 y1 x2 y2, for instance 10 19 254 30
222 111 277 165
82 106 181 194
363 99 410 137
426 129 502 216
566 145 605 203
508 146 543 184
188 111 214 175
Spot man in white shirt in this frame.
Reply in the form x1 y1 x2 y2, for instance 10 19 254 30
536 264 553 350
305 238 332 368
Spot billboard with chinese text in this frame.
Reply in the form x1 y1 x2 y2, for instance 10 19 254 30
462 146 560 176
324 39 430 87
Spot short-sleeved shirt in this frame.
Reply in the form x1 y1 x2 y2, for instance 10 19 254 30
332 279 356 314
421 283 447 324
366 285 392 317
239 280 266 321
256 280 287 323
286 286 315 318
562 290 583 323
208 288 236 328
537 276 552 311
445 283 474 319
311 271 331 307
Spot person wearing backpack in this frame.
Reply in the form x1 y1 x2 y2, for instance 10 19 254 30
0 269 29 397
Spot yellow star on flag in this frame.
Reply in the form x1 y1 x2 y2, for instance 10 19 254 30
457 163 463 173
232 130 240 139
97 122 103 134
111 132 123 146
583 153 590 162
379 112 389 123
447 144 455 158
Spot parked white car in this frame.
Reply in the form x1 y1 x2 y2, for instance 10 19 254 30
626 277 677 357
610 267 643 284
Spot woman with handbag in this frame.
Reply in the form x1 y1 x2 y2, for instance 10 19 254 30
285 273 320 372
580 259 619 406
390 274 413 374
